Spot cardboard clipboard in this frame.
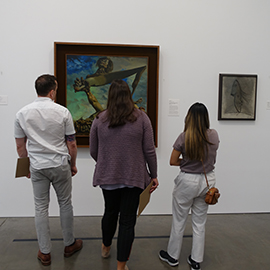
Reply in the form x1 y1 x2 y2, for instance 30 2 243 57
15 157 30 178
137 180 153 217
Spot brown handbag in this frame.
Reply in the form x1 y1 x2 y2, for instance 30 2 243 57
202 161 220 205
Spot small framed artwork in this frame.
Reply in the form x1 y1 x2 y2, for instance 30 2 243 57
218 74 258 120
54 42 159 147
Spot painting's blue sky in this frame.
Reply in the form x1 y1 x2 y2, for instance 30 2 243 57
66 55 148 121
67 55 96 75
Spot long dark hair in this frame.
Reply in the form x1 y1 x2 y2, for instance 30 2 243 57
106 79 137 128
184 102 212 161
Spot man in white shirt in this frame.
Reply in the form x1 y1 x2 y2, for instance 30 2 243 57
14 74 83 266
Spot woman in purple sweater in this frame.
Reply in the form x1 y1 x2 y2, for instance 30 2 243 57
90 79 158 270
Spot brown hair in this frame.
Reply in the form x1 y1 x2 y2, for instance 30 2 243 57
184 102 212 161
35 74 57 96
106 79 137 127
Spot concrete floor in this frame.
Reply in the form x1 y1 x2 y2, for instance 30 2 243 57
0 214 269 270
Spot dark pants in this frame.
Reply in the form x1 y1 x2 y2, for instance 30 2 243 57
102 187 142 262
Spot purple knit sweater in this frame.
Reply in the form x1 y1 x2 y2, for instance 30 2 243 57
89 109 157 190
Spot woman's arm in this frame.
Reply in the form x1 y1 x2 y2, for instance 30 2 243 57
89 119 98 161
170 149 182 166
142 113 157 178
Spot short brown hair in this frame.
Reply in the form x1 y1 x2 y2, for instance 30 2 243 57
35 74 57 96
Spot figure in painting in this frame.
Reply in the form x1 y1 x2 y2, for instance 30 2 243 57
224 79 254 117
88 57 114 76
231 79 244 113
72 56 147 135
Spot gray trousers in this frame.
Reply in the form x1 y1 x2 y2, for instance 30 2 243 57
30 164 74 254
167 171 216 263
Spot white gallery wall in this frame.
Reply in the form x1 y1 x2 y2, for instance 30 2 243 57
1 0 270 217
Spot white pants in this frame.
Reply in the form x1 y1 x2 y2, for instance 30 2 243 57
167 171 216 263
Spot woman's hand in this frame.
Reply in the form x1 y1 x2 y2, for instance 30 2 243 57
150 178 159 193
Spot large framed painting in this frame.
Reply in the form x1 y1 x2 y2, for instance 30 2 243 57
218 74 258 120
54 42 159 147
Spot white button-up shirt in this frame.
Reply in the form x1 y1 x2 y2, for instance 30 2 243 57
14 97 75 170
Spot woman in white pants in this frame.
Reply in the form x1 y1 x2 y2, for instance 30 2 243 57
159 102 219 270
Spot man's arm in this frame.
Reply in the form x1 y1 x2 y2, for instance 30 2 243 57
15 137 28 158
66 134 78 176
15 137 30 178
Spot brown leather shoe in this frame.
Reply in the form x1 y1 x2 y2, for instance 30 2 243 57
37 250 51 266
64 239 83 257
